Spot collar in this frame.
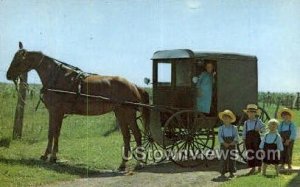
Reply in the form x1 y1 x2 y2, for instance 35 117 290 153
223 124 233 128
36 55 45 69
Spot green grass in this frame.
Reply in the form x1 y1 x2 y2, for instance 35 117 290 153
0 133 125 186
0 83 127 186
0 83 299 186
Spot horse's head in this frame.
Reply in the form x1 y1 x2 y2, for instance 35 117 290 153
6 42 36 81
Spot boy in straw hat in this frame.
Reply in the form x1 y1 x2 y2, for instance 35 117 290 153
259 119 283 176
218 110 239 178
242 104 265 175
277 108 297 172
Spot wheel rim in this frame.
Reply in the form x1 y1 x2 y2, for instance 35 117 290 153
163 110 215 167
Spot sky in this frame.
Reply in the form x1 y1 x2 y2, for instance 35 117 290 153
0 0 299 92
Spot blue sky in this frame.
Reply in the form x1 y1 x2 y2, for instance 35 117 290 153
0 0 299 92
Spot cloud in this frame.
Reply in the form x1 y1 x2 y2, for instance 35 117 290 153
186 0 202 9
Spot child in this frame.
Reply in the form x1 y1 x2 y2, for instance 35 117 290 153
218 109 239 178
259 119 283 176
277 108 297 172
192 60 215 114
242 104 265 175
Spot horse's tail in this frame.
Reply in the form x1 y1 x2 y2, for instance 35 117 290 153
137 87 150 132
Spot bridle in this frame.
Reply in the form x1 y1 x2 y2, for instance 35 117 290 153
12 51 45 102
12 50 86 111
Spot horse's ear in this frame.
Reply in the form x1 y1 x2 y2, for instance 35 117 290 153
19 42 23 49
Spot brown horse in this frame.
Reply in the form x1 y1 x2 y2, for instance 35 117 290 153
6 42 150 170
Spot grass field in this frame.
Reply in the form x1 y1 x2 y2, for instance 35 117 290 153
0 83 127 186
0 83 299 186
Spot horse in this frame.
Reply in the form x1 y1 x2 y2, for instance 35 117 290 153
6 42 150 170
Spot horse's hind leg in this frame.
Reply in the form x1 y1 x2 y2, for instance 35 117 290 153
128 112 144 169
115 111 131 171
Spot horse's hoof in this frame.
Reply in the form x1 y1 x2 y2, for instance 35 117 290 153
118 165 126 172
40 155 48 161
49 157 57 163
134 163 144 170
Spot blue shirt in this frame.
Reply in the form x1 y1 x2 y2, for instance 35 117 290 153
242 118 265 139
259 132 284 151
218 124 239 144
278 121 297 140
195 71 213 113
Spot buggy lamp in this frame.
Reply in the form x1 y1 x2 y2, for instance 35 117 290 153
144 77 151 85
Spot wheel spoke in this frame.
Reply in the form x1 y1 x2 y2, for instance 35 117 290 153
163 110 214 167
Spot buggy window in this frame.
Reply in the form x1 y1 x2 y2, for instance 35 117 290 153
157 62 171 85
176 61 191 86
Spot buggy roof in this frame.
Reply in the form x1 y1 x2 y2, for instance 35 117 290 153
152 49 257 61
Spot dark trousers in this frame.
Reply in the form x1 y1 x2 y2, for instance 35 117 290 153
245 131 262 167
263 143 280 165
281 141 294 165
220 145 236 174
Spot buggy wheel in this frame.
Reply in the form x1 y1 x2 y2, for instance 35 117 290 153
131 115 166 164
258 106 271 124
163 110 215 167
236 107 270 162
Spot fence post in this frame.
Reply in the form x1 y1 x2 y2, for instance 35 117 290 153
274 97 281 118
12 73 28 139
295 92 300 111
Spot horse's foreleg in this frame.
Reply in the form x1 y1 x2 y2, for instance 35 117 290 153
49 113 64 163
41 112 56 161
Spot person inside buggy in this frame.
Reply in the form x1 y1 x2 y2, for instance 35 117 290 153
192 59 217 116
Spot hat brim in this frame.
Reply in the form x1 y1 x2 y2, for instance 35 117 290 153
218 112 236 123
243 109 262 116
278 108 294 119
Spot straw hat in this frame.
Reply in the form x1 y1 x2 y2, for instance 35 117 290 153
218 110 236 123
277 107 294 119
243 104 261 115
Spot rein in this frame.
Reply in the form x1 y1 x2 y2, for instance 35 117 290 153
13 75 30 105
14 52 179 112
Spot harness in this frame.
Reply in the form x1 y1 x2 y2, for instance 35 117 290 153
35 57 91 111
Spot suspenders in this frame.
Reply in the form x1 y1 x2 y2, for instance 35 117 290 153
280 122 291 133
246 120 258 132
221 125 234 138
264 133 278 144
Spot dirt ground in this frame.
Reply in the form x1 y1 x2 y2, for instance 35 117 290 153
43 134 300 187
43 159 251 187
